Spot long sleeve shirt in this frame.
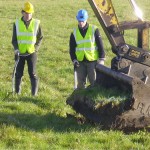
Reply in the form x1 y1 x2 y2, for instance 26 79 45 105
69 23 105 62
12 17 43 52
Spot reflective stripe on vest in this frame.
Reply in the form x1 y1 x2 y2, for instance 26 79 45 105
15 18 40 54
73 24 99 61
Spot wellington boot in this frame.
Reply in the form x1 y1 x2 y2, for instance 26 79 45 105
15 78 22 94
31 78 38 96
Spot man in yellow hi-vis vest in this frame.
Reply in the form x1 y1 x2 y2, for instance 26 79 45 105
69 9 105 89
12 2 43 96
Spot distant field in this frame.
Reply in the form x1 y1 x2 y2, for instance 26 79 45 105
0 0 150 149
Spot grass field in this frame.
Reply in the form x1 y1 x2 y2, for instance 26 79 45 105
0 0 150 149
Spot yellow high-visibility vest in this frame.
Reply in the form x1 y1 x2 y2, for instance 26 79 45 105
15 18 40 54
73 24 99 61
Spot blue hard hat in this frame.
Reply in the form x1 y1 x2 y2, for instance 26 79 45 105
76 9 88 21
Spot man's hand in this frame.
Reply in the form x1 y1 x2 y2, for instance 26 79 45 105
97 58 105 65
14 49 19 55
73 59 80 68
14 49 19 61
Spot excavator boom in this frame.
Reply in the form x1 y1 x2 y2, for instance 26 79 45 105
88 0 125 50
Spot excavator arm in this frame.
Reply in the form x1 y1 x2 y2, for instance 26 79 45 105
88 0 150 84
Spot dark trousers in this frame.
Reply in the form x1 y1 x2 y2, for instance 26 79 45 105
15 52 38 95
15 52 37 80
76 61 97 89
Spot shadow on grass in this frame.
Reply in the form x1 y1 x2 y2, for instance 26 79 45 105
0 112 91 133
0 93 92 133
19 96 52 110
2 95 53 110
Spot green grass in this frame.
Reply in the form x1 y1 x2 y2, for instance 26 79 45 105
0 0 150 149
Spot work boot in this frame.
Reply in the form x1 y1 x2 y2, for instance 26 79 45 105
30 78 38 96
15 78 22 94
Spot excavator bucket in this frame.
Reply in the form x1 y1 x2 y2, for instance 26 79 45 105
96 64 150 130
67 64 150 131
67 0 150 131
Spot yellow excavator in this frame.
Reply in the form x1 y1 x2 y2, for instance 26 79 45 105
67 0 150 130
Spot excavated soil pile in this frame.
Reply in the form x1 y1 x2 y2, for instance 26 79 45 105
67 74 150 132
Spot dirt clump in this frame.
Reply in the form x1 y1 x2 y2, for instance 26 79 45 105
66 85 150 132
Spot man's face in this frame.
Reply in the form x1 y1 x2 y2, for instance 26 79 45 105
23 11 32 21
78 21 87 28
